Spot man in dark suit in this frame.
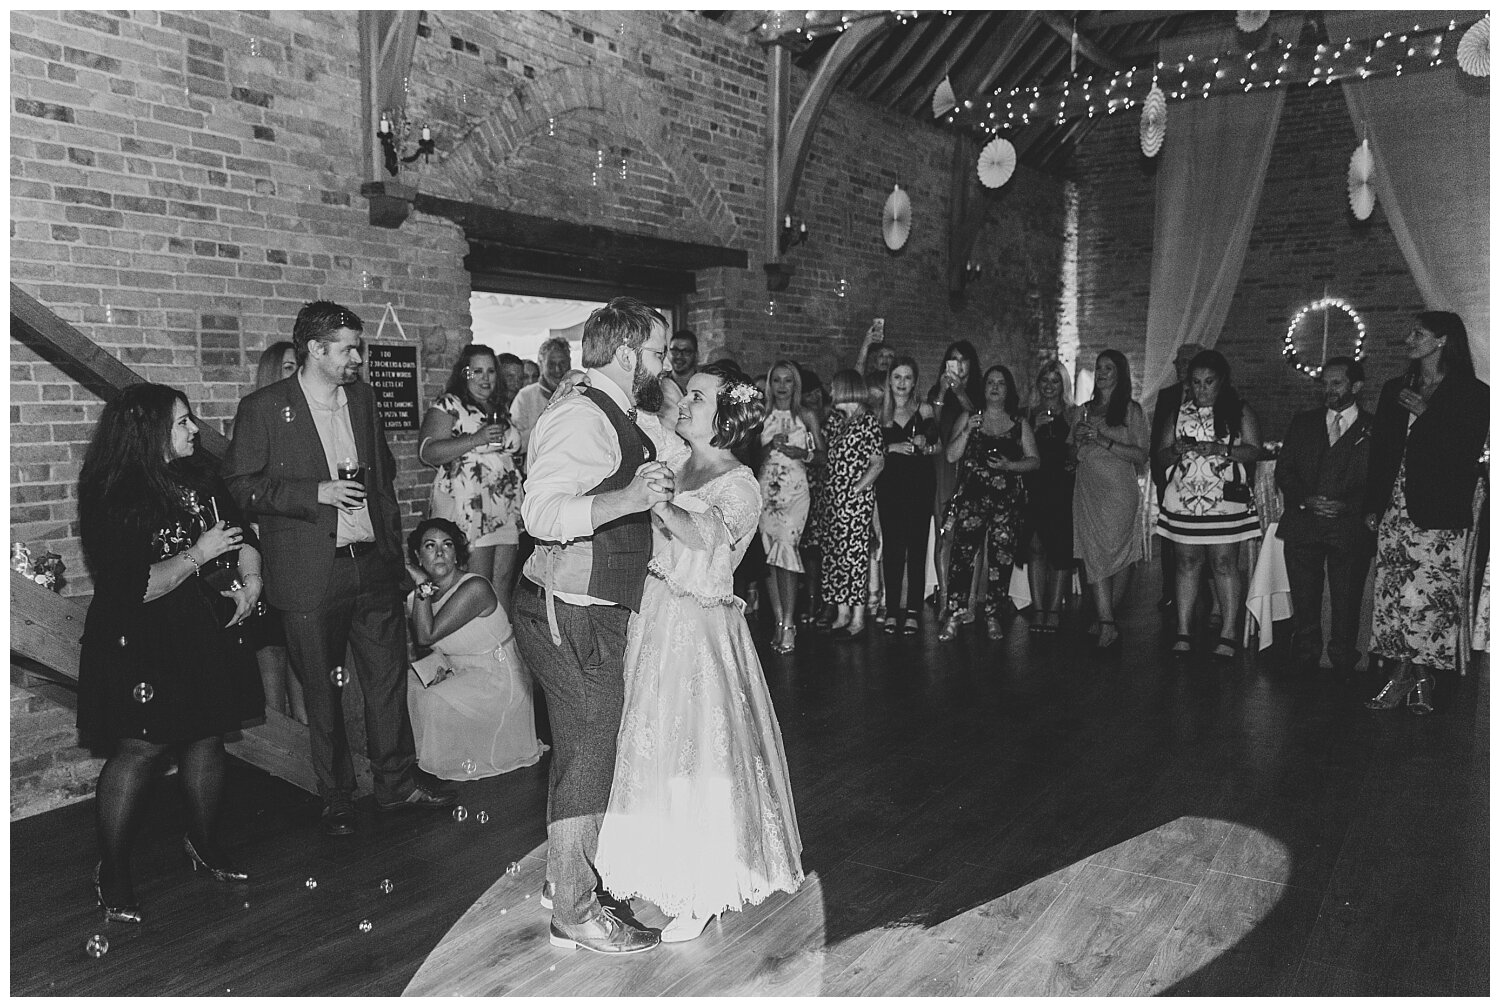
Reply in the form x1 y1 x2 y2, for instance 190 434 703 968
1150 342 1202 610
1275 356 1375 676
225 301 454 835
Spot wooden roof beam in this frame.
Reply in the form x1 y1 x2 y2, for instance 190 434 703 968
946 11 1042 121
857 16 943 101
881 12 971 113
1079 10 1182 31
1037 11 1122 71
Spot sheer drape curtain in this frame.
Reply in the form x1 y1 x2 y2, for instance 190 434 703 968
1139 22 1295 415
1326 11 1489 383
469 293 598 356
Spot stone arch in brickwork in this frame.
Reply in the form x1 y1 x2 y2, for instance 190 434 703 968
442 65 741 249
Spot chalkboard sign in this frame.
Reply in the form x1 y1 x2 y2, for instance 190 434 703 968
365 343 421 431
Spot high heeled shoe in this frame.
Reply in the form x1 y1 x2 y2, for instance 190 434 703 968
184 835 249 883
1407 675 1435 716
1365 670 1418 710
660 912 717 943
937 614 962 642
93 862 143 924
771 623 796 655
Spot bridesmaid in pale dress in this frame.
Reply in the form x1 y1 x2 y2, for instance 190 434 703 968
403 518 543 782
758 360 824 654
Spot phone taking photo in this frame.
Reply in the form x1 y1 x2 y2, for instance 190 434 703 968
871 317 885 342
945 358 960 379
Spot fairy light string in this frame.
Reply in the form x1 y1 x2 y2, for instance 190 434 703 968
1283 296 1368 379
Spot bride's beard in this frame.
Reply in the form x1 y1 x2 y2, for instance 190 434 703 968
633 366 664 413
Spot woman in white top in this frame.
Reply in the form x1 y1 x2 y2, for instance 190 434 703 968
757 360 824 653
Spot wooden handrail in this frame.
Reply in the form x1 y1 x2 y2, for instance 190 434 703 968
10 283 230 458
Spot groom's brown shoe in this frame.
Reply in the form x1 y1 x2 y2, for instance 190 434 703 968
549 907 660 955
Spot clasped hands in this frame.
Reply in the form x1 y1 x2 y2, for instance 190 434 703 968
194 520 261 627
630 461 676 513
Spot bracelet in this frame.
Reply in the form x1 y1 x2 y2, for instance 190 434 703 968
415 580 440 600
182 550 202 576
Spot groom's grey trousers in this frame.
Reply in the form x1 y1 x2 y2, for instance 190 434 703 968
511 580 629 927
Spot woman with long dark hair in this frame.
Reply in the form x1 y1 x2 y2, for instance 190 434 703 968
77 383 265 923
1363 311 1489 713
930 340 984 619
1155 349 1264 658
877 356 939 634
418 343 524 612
254 341 297 389
939 364 1039 642
1070 350 1150 651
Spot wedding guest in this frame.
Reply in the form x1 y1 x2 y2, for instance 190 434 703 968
1155 349 1264 659
930 340 983 620
255 340 297 388
939 365 1038 642
1070 350 1150 652
758 360 824 653
815 369 884 638
418 344 523 612
1275 356 1375 677
799 366 830 623
876 356 939 634
522 359 540 387
510 336 573 460
665 328 699 394
856 319 897 379
865 370 888 622
496 351 526 413
78 383 265 922
1149 343 1203 611
403 518 543 780
1363 312 1488 713
1024 359 1079 634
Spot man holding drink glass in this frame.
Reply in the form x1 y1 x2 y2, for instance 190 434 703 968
225 300 454 838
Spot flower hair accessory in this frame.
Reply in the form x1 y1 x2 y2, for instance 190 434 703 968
728 382 763 405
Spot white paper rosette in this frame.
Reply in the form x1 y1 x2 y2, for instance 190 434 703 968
931 76 956 118
976 137 1017 188
882 185 911 251
1139 85 1167 158
1459 14 1489 77
1235 11 1270 33
1347 139 1375 220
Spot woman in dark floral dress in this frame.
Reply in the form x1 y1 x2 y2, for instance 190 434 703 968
939 365 1039 642
815 369 885 638
419 344 523 612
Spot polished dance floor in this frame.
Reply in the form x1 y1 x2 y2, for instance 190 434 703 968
11 565 1488 996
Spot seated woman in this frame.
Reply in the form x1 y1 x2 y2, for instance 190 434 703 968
404 517 544 782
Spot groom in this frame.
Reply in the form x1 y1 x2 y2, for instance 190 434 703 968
514 297 674 955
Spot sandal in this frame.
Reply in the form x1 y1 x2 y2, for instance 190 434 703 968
1170 634 1192 655
1095 620 1120 652
901 610 920 635
1211 636 1239 660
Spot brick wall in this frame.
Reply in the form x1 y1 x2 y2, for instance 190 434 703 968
11 678 106 820
10 10 1067 814
1073 83 1425 437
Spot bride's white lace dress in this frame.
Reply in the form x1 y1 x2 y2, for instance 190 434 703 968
595 464 804 919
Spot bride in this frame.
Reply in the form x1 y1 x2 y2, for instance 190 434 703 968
594 364 804 943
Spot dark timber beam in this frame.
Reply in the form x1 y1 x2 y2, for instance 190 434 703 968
1037 11 1122 71
952 11 1043 119
358 11 420 227
10 284 230 458
883 12 970 114
860 16 941 103
946 133 988 301
1079 10 1181 31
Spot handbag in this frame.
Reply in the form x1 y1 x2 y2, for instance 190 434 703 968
411 651 450 688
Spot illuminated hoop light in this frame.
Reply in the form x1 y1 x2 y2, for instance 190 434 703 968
1282 297 1367 378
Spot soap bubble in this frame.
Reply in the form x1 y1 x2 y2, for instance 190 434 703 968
475 811 489 825
304 877 318 890
85 933 109 958
461 758 477 774
329 666 348 688
451 805 467 823
132 683 154 704
358 919 373 933
379 879 394 895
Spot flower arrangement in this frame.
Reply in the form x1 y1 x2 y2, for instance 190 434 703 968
11 542 65 592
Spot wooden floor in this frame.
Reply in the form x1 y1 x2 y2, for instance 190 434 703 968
11 561 1489 996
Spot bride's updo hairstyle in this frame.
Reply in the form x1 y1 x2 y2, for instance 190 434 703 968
700 362 766 453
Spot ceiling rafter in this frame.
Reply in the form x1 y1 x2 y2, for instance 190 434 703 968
857 16 945 102
1037 11 1122 71
878 11 972 113
950 11 1043 119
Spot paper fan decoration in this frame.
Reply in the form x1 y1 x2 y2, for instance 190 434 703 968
882 185 911 251
977 137 1017 189
931 76 956 118
1235 10 1270 33
1347 139 1375 220
1139 85 1167 158
1459 14 1489 76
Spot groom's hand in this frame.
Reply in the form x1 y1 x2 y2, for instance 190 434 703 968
591 462 674 528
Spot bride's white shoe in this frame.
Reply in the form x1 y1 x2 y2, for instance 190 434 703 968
660 913 715 943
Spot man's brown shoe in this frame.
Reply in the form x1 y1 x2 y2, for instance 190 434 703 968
548 907 660 955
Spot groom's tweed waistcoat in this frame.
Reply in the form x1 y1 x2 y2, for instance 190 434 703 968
579 385 656 613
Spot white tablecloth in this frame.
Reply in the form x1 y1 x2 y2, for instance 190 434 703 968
1244 522 1292 650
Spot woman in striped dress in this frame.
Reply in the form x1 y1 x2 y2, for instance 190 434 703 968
1155 350 1265 659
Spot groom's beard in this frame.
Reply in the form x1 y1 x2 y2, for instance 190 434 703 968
633 367 664 413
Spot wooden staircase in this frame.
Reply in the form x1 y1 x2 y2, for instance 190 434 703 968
10 284 371 797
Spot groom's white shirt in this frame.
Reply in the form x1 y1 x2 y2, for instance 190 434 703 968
520 367 632 608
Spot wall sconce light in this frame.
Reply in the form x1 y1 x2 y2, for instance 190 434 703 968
378 111 436 176
780 213 808 253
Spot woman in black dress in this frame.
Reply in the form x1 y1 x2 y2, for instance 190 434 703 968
1024 359 1079 632
876 356 939 634
78 383 266 923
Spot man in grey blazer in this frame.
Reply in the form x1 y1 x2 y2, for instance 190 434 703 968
225 301 453 835
1275 356 1375 677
